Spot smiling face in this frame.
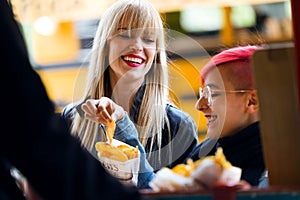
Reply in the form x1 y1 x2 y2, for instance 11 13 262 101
108 28 157 83
196 64 257 139
94 0 166 93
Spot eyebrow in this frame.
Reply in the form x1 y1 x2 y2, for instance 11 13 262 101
117 27 128 31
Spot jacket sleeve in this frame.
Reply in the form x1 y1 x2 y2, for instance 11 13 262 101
113 114 155 189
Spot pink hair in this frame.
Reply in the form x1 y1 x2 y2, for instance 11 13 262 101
200 45 261 87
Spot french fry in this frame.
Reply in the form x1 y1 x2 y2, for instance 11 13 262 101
122 145 139 160
214 147 232 169
172 164 192 177
106 119 116 144
95 142 128 162
95 142 139 162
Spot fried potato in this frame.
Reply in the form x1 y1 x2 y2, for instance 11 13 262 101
95 142 138 161
214 147 232 169
172 164 192 177
121 146 139 160
95 142 128 162
117 144 138 159
106 119 116 144
171 148 230 180
117 144 131 151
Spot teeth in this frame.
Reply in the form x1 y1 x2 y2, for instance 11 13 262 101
207 115 217 123
123 56 142 64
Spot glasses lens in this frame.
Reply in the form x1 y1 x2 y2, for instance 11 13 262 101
205 86 212 106
199 86 212 106
199 87 203 98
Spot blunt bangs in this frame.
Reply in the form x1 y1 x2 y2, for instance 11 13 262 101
110 0 162 41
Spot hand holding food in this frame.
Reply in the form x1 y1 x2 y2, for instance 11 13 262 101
81 97 125 124
149 148 241 192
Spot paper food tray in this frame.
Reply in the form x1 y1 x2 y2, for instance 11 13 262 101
97 139 140 186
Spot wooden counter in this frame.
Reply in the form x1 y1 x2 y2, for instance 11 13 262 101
141 186 300 200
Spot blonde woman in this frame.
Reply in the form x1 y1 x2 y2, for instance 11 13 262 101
62 0 198 188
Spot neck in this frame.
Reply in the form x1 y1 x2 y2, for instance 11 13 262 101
110 76 143 113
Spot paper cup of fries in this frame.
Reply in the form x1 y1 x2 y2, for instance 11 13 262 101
95 139 140 186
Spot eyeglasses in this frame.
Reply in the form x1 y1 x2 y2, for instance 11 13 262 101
199 85 253 106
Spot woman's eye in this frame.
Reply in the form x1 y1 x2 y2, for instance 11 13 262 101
118 33 131 39
143 37 155 43
211 93 221 98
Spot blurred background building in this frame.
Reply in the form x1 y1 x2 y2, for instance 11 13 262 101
10 0 292 138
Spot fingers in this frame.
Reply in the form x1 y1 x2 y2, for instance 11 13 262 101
81 99 101 123
82 99 98 115
96 100 112 123
106 102 114 116
81 97 123 124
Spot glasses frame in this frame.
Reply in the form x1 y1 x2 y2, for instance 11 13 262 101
199 85 253 106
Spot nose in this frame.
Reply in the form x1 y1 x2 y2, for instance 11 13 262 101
129 37 143 52
195 96 209 111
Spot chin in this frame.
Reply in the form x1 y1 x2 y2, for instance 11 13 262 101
207 128 222 140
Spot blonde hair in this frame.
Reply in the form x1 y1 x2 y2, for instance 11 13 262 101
70 0 171 162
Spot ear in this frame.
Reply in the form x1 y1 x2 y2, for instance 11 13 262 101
246 90 259 114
